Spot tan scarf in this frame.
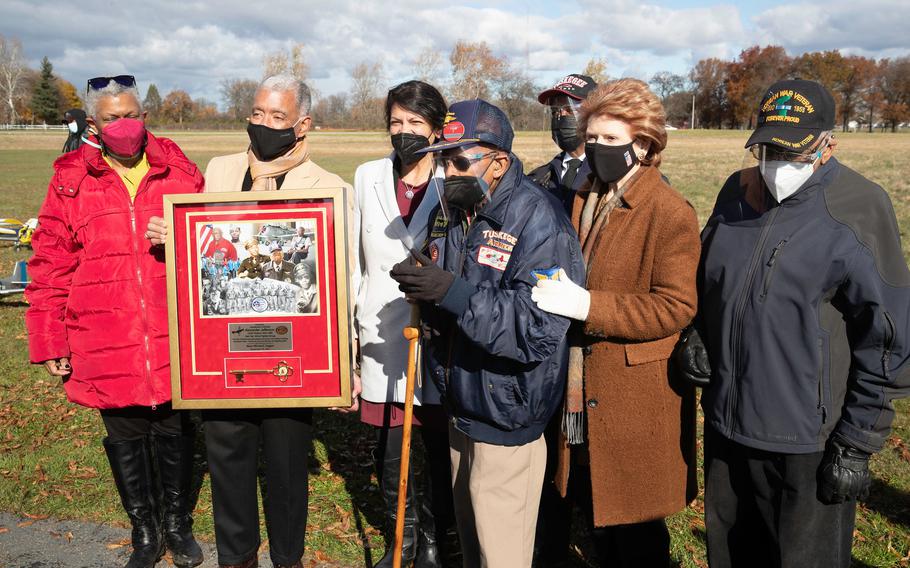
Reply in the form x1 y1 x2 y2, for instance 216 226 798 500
563 169 642 444
247 137 310 191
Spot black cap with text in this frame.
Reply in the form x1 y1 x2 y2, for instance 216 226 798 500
744 78 836 151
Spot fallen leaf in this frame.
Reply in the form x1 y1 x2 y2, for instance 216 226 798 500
0 527 8 534
17 520 34 528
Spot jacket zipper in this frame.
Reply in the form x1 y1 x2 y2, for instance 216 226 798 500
759 239 788 300
883 311 895 379
443 215 475 408
124 174 156 408
817 337 827 424
726 206 781 437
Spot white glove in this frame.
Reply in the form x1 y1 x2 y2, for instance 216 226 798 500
531 268 590 321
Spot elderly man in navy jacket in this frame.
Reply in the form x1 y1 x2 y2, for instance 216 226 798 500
528 74 596 216
698 79 910 568
391 99 584 568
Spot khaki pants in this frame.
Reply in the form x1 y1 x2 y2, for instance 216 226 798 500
449 424 547 568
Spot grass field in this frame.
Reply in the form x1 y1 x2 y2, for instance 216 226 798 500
0 130 908 567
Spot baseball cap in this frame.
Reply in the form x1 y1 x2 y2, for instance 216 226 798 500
744 79 835 151
537 74 597 104
417 99 514 154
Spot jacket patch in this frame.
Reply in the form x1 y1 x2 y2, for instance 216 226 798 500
477 246 510 271
429 211 448 238
481 229 517 252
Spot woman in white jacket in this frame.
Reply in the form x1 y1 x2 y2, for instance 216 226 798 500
351 80 451 568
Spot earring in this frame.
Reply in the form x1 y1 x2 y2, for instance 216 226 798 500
637 152 646 161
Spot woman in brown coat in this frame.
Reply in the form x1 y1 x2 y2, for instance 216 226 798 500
531 78 700 566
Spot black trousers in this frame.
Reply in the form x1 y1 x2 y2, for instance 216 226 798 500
203 408 313 566
592 518 670 568
99 402 190 441
704 425 856 568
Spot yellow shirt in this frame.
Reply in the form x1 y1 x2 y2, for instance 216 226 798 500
104 153 150 201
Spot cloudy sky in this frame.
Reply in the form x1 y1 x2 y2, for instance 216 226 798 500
2 0 908 109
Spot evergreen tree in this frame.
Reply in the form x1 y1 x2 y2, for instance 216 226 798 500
144 84 162 116
30 56 60 124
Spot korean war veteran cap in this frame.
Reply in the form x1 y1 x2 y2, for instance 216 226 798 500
537 73 597 103
417 99 515 154
744 78 836 151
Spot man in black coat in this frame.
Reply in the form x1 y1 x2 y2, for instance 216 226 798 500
527 74 596 216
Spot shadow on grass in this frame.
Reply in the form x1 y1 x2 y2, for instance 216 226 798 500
865 477 910 529
312 409 385 568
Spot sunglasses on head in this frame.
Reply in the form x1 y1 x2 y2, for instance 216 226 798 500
435 151 497 172
86 75 136 94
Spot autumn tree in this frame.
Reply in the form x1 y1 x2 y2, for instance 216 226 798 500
414 47 446 86
494 68 540 131
583 57 609 84
56 79 81 112
312 93 349 129
161 89 194 125
861 60 887 132
221 78 258 120
143 84 162 117
836 56 877 131
689 57 730 128
725 45 791 128
0 35 26 123
649 71 686 101
30 57 61 124
878 57 910 131
449 41 508 101
349 61 384 129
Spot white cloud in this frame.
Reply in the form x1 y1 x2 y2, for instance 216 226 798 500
0 0 905 109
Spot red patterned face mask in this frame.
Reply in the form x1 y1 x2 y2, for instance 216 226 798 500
101 117 147 159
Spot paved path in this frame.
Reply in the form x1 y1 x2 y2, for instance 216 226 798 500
0 512 343 568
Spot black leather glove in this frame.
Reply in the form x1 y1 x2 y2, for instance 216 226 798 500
673 325 712 387
390 249 454 304
817 436 871 504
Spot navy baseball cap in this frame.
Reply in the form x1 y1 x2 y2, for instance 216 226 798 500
745 79 836 151
537 74 597 104
417 99 514 154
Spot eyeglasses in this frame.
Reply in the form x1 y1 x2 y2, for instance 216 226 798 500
750 137 831 163
86 75 136 93
549 104 579 120
435 151 496 172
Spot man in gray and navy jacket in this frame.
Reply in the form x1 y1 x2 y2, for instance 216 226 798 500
698 79 910 568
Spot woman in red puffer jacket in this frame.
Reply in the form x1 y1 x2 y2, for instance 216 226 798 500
25 78 204 568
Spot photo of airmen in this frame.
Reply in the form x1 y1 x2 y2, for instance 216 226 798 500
199 220 319 316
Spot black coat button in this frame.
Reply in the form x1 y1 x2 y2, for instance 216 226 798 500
582 346 593 355
587 398 598 408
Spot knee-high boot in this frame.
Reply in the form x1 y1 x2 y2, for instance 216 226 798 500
374 442 417 568
104 437 165 568
154 433 204 568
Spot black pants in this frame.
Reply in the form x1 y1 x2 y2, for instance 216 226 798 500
203 408 313 566
375 415 454 535
704 425 856 568
591 518 670 568
99 402 190 441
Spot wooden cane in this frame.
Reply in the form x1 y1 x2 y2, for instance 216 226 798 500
393 305 421 568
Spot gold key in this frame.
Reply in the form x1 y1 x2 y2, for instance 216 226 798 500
229 361 295 383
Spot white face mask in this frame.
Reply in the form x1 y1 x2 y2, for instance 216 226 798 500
761 159 816 202
67 121 79 133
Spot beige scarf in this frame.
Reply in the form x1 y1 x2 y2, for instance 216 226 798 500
563 169 642 444
247 138 310 191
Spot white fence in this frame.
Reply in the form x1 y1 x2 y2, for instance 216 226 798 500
0 124 67 131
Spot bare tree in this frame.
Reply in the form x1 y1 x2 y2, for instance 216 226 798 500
0 35 26 123
220 78 259 120
414 47 445 85
449 41 508 101
649 71 686 101
263 43 309 82
350 61 384 129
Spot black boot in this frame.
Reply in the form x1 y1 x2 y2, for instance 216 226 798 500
413 496 442 568
104 437 165 568
374 446 417 568
154 433 204 568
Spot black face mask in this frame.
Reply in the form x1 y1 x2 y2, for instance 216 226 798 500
443 176 489 211
391 132 430 165
247 122 299 161
551 115 582 153
585 141 639 184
